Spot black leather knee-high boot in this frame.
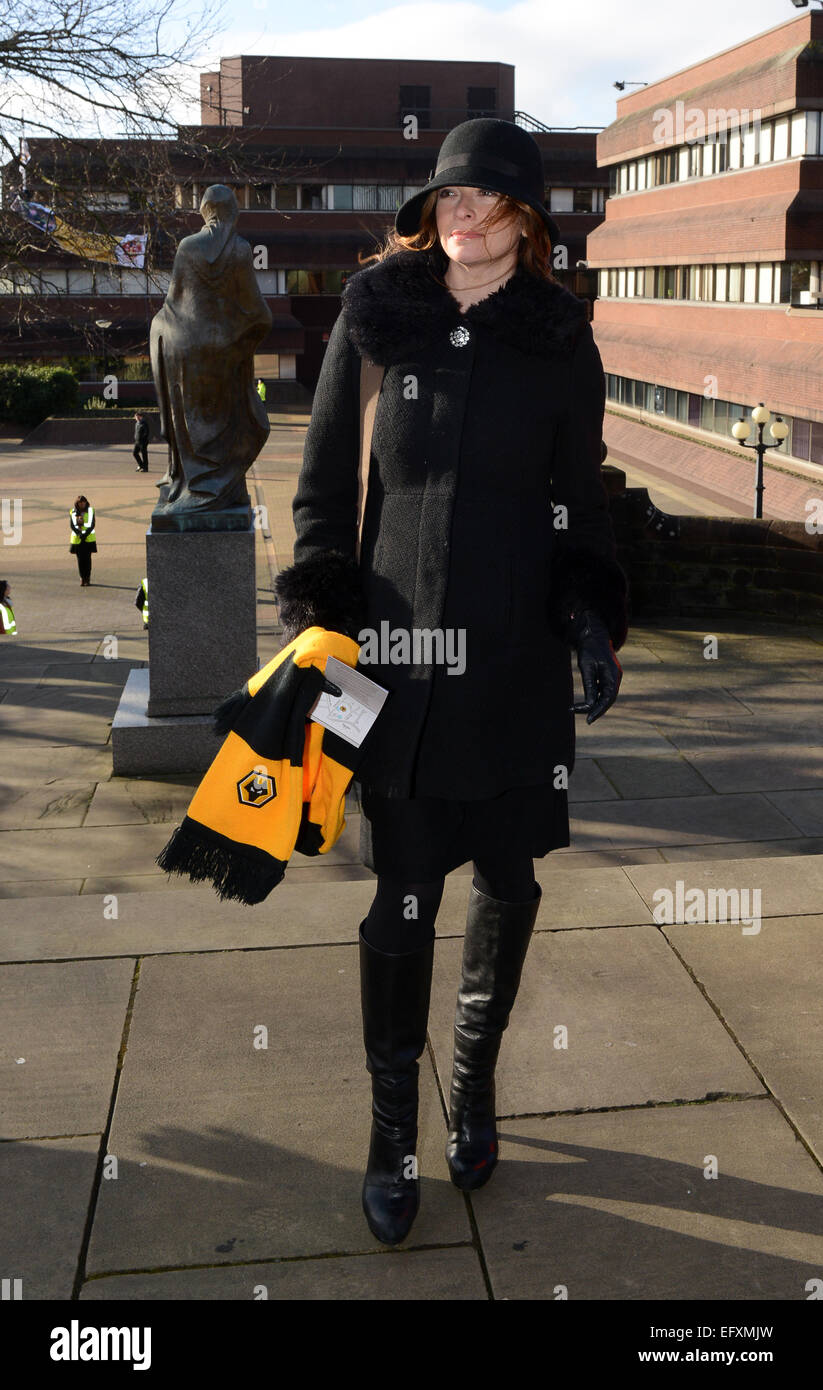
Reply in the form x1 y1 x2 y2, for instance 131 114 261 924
446 882 542 1191
359 923 435 1245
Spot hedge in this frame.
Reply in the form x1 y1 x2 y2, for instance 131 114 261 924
0 365 79 428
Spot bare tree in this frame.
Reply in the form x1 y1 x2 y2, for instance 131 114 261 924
0 0 246 361
0 0 224 157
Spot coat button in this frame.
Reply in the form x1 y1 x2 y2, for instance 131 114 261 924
449 326 471 347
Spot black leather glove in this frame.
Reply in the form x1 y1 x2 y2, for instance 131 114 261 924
566 608 623 724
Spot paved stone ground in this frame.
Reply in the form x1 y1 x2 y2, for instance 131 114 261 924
1 425 822 1301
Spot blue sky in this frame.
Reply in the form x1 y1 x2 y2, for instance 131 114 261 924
183 0 811 129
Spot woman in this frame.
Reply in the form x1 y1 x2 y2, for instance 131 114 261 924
0 580 16 635
69 495 96 586
274 119 629 1247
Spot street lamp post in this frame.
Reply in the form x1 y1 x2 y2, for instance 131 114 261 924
94 318 113 384
731 403 790 519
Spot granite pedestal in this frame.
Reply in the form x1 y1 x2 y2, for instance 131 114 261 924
111 525 257 774
146 526 256 717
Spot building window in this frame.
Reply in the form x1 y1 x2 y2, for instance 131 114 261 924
352 185 378 210
250 184 273 209
550 188 574 213
715 265 727 301
757 263 771 303
399 85 431 129
743 263 757 302
301 184 325 210
95 268 122 294
377 185 403 210
773 116 789 161
67 268 95 293
121 269 148 294
467 86 496 118
728 265 742 301
728 130 742 169
790 111 807 157
759 121 773 164
274 185 298 210
791 261 811 303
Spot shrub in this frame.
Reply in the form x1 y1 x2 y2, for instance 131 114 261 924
0 365 79 427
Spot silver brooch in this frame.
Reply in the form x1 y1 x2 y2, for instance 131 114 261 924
449 325 471 347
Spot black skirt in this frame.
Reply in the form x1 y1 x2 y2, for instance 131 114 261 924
357 782 570 880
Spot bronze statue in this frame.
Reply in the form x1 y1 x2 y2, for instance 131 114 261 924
150 185 272 530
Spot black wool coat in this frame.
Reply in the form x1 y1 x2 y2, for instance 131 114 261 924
276 247 630 800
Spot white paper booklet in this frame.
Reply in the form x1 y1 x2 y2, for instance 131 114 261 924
309 655 389 748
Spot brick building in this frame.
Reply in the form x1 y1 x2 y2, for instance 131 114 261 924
587 8 823 482
1 56 606 394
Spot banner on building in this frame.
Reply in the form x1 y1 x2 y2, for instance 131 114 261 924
10 196 147 268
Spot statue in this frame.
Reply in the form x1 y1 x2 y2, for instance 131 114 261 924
149 185 272 531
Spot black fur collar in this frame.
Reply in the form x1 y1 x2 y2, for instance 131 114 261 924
341 247 587 365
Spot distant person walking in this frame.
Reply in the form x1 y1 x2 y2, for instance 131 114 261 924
70 495 96 586
256 378 266 404
0 580 16 635
133 412 150 472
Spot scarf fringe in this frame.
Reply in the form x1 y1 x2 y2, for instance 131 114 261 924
156 821 282 906
213 686 251 736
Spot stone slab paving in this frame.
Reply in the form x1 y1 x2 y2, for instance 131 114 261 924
560 791 798 851
0 958 134 1137
0 823 177 887
0 867 653 964
625 853 823 920
84 777 199 827
86 948 471 1275
763 790 823 837
677 748 823 795
590 754 713 799
664 915 823 1161
79 1247 487 1299
0 1137 101 1299
428 926 760 1118
656 835 823 863
470 1099 823 1300
0 782 96 831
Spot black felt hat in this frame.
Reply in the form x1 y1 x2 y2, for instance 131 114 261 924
395 117 560 247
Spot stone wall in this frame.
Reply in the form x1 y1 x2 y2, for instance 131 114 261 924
605 472 823 623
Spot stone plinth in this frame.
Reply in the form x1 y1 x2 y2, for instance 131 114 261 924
111 670 224 776
146 525 256 716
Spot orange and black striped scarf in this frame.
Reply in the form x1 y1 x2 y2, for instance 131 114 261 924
157 627 363 904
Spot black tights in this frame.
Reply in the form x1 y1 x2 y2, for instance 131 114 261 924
362 854 536 954
75 547 92 582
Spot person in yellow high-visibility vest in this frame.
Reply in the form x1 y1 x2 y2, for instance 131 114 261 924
0 580 16 635
135 577 149 629
69 494 97 586
256 378 266 404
